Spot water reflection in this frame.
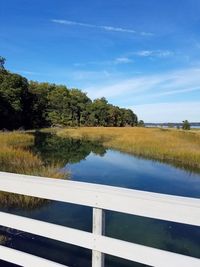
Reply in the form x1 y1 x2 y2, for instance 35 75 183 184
67 150 200 198
32 131 106 165
106 212 200 259
0 132 199 267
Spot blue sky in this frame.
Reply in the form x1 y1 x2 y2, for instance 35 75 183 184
1 0 200 122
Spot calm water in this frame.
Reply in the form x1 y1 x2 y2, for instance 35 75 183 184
0 132 200 267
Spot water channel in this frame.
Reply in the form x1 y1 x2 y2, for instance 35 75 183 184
0 132 199 267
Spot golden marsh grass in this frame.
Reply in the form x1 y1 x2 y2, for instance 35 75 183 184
0 132 64 177
0 131 66 208
0 131 34 147
57 127 200 172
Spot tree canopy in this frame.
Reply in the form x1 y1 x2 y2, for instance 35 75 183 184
0 59 138 130
0 56 5 70
182 120 190 130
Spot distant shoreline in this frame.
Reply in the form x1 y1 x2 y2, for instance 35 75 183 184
145 123 200 128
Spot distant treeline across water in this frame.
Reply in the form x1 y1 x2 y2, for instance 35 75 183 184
146 123 200 128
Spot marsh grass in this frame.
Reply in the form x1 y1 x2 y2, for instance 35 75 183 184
0 131 34 147
0 132 65 177
57 127 200 172
0 131 66 209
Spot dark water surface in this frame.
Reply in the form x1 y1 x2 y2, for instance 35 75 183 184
0 132 200 267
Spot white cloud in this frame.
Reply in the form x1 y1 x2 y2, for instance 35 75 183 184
131 102 200 123
73 50 172 69
114 57 132 64
152 86 200 97
71 70 112 81
73 56 133 68
158 50 173 57
84 67 200 122
52 19 95 28
101 25 136 34
51 19 153 36
85 67 200 100
133 50 173 57
14 70 42 75
140 32 154 37
136 50 153 57
86 76 160 99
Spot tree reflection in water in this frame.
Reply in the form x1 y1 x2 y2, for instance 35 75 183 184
32 131 106 165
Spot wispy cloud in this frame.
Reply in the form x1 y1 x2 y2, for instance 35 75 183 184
152 86 200 97
51 19 153 36
14 70 42 75
52 19 94 28
73 50 172 68
133 50 173 57
70 70 112 81
73 56 133 68
86 76 158 99
85 67 200 100
140 32 154 37
101 25 136 34
131 102 200 122
114 57 132 64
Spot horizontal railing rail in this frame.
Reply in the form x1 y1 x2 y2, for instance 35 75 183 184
0 171 199 267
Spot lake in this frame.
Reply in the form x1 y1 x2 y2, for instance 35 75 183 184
0 132 200 267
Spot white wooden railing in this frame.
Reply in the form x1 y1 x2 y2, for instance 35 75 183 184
0 171 199 267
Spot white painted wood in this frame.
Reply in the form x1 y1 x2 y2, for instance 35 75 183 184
0 245 67 267
0 171 199 267
0 211 93 250
93 208 105 236
0 171 199 226
92 208 105 267
95 235 200 267
0 211 199 267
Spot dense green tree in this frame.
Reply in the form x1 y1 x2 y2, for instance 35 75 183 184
138 120 145 127
28 81 57 128
0 57 138 129
107 105 121 126
0 70 30 129
89 97 109 126
69 89 91 126
182 120 190 130
47 85 70 126
0 57 6 70
120 108 138 126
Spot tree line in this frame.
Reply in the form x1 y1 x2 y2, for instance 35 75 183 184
0 57 138 130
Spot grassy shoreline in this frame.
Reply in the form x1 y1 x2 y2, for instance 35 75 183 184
56 127 200 172
0 131 66 208
0 131 65 177
0 127 199 208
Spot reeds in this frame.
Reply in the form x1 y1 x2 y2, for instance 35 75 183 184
0 132 65 177
0 131 66 209
0 131 34 147
57 127 200 172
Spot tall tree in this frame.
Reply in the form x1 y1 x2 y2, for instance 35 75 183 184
0 58 138 129
47 85 70 126
69 89 92 126
90 97 109 126
28 81 56 128
0 56 5 70
0 71 29 129
138 120 145 127
182 120 190 130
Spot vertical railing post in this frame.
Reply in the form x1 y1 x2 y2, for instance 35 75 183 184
92 208 105 267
